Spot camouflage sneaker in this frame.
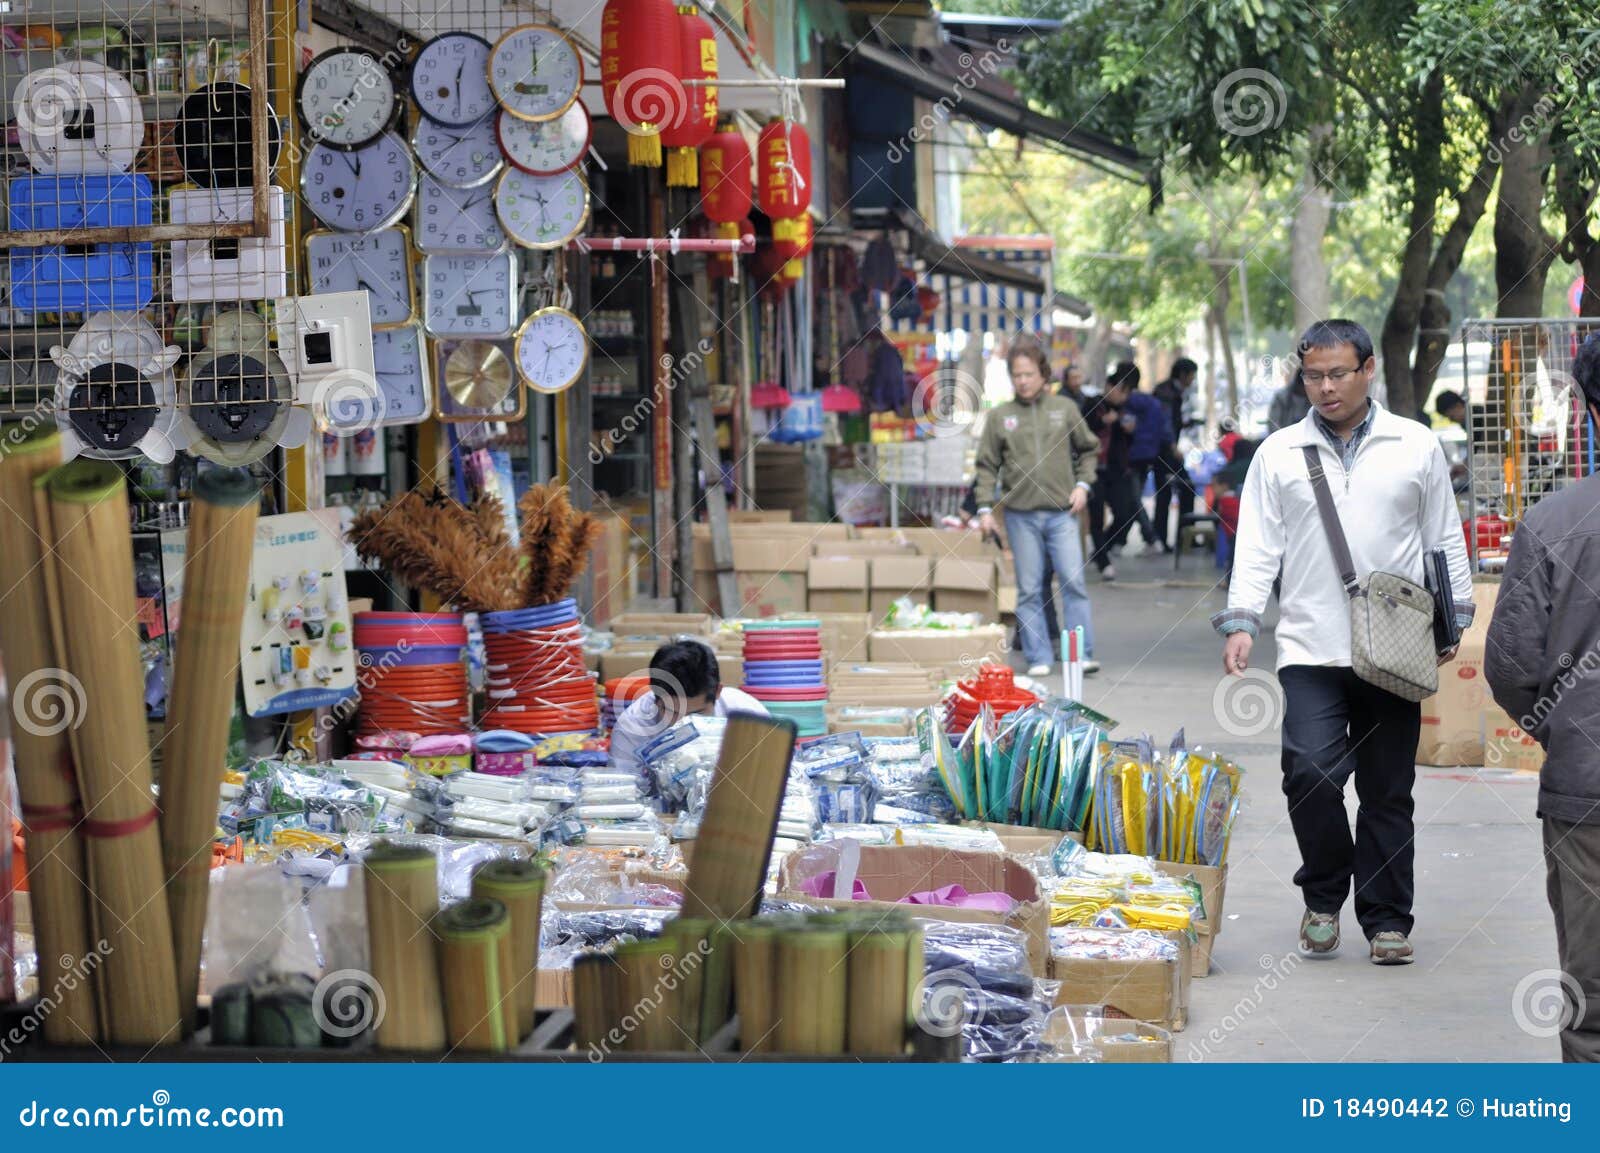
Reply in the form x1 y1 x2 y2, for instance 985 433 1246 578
1299 910 1340 957
1369 931 1415 965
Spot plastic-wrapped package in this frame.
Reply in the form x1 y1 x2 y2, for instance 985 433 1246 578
1037 1005 1174 1063
344 833 533 901
894 824 1007 853
643 717 725 813
1048 926 1179 962
442 772 534 804
201 865 320 993
795 732 878 824
1049 845 1200 932
818 823 898 844
538 907 676 970
918 920 1048 1062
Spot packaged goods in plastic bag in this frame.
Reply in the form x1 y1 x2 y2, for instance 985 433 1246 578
918 920 1051 1062
1037 1005 1174 1063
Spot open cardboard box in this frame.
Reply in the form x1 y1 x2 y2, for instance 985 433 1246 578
1155 860 1227 977
868 555 932 617
1048 928 1191 1031
778 841 1050 974
807 556 870 614
932 558 998 618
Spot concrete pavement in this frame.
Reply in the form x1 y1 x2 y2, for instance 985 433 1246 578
1056 542 1558 1062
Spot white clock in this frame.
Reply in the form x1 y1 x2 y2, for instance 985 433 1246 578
488 24 583 122
300 132 416 232
16 61 143 174
370 323 433 425
514 307 587 394
169 186 289 302
296 47 398 149
305 227 415 327
498 103 589 175
409 32 496 127
494 167 588 250
415 173 505 253
422 251 517 338
411 113 502 188
51 314 186 463
180 309 308 467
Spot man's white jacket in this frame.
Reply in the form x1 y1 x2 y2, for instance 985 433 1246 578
1212 401 1474 669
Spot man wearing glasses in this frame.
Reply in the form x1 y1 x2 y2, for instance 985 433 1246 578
1212 319 1474 966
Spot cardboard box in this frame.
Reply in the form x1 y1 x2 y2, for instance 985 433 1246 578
825 706 915 737
869 555 933 618
587 513 631 625
600 648 658 681
728 509 792 523
789 611 873 663
778 843 1051 974
1418 581 1502 766
868 625 1007 678
536 968 571 1008
1041 1012 1173 1062
806 556 870 614
899 527 997 561
731 532 812 574
828 661 942 707
1155 861 1227 977
734 570 808 618
998 586 1018 615
608 613 714 636
966 820 1070 858
812 540 919 558
1049 930 1190 1030
932 558 998 618
1485 717 1543 772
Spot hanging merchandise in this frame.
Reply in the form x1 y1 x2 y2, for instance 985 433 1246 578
415 174 504 253
498 102 591 175
411 113 503 188
600 0 682 166
757 115 812 278
699 120 753 245
409 32 496 127
170 187 289 302
516 308 588 394
16 60 142 173
779 214 813 286
179 309 306 466
301 132 416 232
490 24 584 123
305 227 417 327
50 314 186 463
494 166 589 249
368 323 434 426
296 47 400 148
422 251 517 338
172 83 283 189
659 4 718 187
442 338 515 407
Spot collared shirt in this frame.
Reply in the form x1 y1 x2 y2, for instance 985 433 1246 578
608 686 769 774
1313 399 1375 474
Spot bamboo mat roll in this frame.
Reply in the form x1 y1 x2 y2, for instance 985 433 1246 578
433 897 512 1053
700 923 737 1044
0 426 98 1046
776 926 848 1055
364 843 446 1052
470 858 545 1042
159 468 259 1034
44 461 181 1047
616 938 677 1052
662 916 712 1050
846 924 912 1055
571 951 613 1054
732 921 779 1055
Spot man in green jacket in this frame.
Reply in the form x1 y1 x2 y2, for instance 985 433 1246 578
974 340 1102 676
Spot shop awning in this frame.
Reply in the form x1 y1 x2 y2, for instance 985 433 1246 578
872 215 1062 334
846 39 1147 178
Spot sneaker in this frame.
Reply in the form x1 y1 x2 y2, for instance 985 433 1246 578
1369 931 1415 965
1026 663 1052 678
1100 564 1117 582
1299 910 1340 957
1082 659 1101 675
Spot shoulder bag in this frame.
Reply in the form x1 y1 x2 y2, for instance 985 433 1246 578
1301 445 1438 701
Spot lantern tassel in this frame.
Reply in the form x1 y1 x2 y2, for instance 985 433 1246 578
629 130 664 167
667 146 700 187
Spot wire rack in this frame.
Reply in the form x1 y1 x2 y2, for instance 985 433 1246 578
1461 318 1600 560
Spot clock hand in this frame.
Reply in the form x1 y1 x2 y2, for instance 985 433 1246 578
345 150 362 179
453 61 465 115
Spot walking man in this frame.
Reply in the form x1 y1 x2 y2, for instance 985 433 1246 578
975 340 1101 677
1484 332 1600 1062
1213 319 1473 964
1152 358 1199 550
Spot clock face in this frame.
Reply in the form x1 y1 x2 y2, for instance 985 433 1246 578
422 252 517 338
370 323 432 424
497 103 589 175
409 32 496 127
494 167 588 250
300 132 416 232
306 227 415 327
514 307 588 394
411 113 502 188
415 173 505 253
296 47 399 149
68 363 158 453
489 24 583 122
16 62 143 174
174 83 282 188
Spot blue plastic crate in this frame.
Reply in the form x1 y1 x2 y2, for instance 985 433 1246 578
7 174 155 312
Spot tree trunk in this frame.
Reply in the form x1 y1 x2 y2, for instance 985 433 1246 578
1082 313 1114 388
1494 111 1554 319
1211 272 1238 419
1204 316 1219 436
1290 124 1334 334
1554 150 1600 317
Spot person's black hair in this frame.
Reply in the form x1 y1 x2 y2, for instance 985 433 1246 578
1434 389 1466 417
1108 360 1140 389
1573 333 1600 411
650 640 720 701
1171 357 1198 379
1297 318 1374 366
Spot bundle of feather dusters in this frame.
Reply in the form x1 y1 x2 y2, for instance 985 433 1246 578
348 484 604 612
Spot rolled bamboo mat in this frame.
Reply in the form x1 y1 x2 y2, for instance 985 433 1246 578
616 937 677 1051
45 461 181 1047
776 926 848 1055
846 924 912 1056
571 951 613 1054
364 843 445 1052
732 921 778 1055
700 923 737 1044
159 468 259 1034
661 916 711 1050
679 713 797 923
434 897 512 1053
470 858 545 1042
0 426 98 1045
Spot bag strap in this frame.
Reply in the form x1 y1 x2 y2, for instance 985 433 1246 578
1300 445 1360 598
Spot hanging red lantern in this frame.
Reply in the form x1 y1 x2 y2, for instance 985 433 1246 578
600 0 683 168
707 215 751 280
699 121 752 240
757 117 811 275
658 5 718 187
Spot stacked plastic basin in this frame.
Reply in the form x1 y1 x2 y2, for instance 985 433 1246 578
602 674 652 732
479 598 599 735
353 612 470 737
742 619 827 738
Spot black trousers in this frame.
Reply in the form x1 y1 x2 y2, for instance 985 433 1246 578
1151 451 1196 546
1278 665 1421 939
1544 817 1600 1062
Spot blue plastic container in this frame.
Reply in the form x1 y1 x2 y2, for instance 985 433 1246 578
8 174 155 312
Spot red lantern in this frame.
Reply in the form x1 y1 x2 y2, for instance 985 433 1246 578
779 213 812 283
752 240 791 296
757 117 811 271
658 5 718 187
707 215 751 280
699 122 752 240
600 0 683 168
